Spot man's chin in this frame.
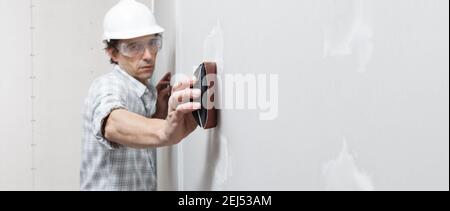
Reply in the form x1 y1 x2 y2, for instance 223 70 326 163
138 72 152 83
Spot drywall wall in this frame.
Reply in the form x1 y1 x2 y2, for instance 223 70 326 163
156 0 449 190
1 0 448 191
0 0 33 190
30 0 118 190
0 0 154 190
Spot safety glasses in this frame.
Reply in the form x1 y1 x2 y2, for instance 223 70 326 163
117 36 162 57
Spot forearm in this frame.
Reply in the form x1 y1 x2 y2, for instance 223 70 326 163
104 109 167 148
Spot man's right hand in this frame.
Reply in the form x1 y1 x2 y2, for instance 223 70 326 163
159 77 201 146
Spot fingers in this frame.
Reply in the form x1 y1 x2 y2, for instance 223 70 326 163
156 81 171 91
168 74 200 113
160 72 172 83
156 72 172 91
169 88 201 111
176 102 201 114
172 76 197 93
159 85 172 97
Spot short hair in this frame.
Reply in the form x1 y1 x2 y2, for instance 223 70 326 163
104 39 120 64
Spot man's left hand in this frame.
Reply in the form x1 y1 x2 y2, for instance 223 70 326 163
153 72 172 119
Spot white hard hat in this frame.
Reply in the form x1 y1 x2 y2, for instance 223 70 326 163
103 0 164 41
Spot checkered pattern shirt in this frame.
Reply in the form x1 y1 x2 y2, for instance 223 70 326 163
81 65 158 191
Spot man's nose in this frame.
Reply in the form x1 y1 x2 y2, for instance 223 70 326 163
142 47 154 62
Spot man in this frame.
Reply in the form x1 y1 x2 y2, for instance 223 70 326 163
80 0 200 191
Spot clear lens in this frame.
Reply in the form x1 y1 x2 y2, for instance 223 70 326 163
118 37 162 57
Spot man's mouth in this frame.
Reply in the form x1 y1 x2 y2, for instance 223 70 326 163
140 66 154 71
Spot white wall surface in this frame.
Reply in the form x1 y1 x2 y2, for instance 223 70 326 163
157 0 449 191
0 0 32 190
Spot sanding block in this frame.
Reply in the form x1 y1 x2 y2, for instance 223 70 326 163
192 62 218 129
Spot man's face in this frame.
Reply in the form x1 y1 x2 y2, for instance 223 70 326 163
109 35 162 84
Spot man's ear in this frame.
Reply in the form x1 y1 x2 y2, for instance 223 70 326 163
106 48 119 63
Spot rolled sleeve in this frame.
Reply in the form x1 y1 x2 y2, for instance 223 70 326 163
91 93 128 150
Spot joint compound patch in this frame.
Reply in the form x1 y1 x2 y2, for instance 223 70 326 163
322 138 375 191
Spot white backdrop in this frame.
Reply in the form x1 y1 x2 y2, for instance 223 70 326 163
0 0 153 190
0 0 32 190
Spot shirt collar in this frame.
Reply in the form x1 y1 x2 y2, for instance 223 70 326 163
113 65 150 97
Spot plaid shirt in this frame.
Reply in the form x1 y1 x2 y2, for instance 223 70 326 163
81 65 158 191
